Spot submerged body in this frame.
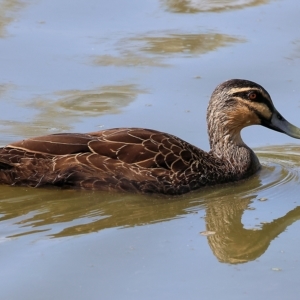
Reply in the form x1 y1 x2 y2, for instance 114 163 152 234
0 79 299 194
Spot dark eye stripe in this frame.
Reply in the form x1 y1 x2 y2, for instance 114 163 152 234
242 102 268 121
231 91 273 111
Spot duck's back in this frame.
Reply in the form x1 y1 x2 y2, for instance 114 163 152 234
0 128 217 194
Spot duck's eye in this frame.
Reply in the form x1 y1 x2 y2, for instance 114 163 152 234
249 92 257 100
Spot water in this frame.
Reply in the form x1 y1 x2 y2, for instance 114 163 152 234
0 145 300 299
1 0 300 299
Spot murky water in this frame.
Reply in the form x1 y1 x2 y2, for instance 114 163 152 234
1 0 300 299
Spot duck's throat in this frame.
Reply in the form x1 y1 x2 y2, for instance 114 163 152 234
209 128 261 179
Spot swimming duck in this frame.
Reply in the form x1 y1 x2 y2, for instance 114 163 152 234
0 79 299 194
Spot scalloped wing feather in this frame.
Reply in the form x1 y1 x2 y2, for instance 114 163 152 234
0 128 217 194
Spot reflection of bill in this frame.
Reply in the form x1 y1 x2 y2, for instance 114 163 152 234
164 0 270 13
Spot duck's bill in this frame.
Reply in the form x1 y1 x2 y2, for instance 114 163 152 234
262 110 300 139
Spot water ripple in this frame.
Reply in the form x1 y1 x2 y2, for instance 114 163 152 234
254 145 300 195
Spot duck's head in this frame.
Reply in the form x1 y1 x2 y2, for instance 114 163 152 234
207 79 300 146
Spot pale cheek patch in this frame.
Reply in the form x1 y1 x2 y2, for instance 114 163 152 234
226 105 261 131
250 103 272 120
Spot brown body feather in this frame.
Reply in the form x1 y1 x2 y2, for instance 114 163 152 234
0 128 244 194
0 79 298 194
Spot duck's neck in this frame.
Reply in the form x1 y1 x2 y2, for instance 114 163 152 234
207 116 260 179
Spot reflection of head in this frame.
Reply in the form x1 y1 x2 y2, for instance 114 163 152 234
208 231 271 264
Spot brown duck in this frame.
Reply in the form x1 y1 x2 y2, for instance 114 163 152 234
0 79 300 194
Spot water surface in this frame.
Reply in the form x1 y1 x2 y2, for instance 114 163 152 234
1 0 300 299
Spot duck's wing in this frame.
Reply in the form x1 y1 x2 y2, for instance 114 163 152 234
4 128 201 169
81 128 207 193
87 128 203 170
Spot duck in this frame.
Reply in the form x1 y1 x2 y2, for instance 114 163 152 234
0 79 299 194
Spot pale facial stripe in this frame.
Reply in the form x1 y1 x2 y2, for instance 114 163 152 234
228 87 271 101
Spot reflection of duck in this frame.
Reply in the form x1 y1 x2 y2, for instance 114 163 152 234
0 79 299 194
3 178 300 264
